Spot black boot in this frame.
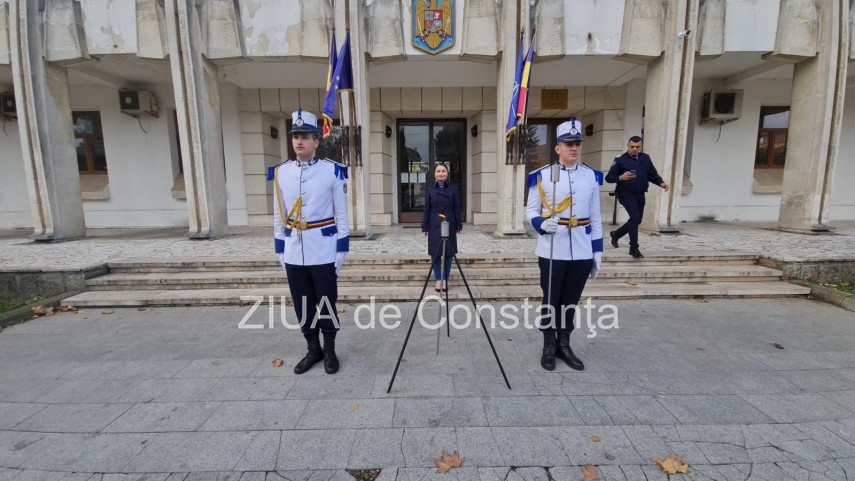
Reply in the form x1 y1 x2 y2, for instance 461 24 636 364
322 332 339 374
556 330 585 371
293 332 324 374
540 332 557 371
629 247 644 258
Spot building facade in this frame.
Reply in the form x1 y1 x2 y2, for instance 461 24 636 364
0 0 852 239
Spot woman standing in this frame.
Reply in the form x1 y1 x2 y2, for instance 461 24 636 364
421 162 462 292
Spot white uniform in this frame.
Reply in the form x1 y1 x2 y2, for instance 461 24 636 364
271 157 349 266
525 163 604 260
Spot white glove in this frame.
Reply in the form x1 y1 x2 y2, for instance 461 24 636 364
541 217 559 234
590 252 603 279
278 252 287 270
335 252 347 276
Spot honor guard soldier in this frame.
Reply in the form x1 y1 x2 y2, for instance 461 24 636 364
270 109 349 374
525 118 604 371
605 136 669 258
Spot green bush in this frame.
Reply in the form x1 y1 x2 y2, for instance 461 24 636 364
0 295 47 314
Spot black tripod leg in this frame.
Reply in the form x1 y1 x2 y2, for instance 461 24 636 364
453 255 512 390
387 256 437 393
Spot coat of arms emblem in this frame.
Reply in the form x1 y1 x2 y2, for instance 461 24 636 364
412 0 455 55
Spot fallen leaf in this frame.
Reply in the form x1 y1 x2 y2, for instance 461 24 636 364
626 280 637 286
591 435 601 443
286 299 294 307
138 308 147 312
30 306 54 317
352 405 360 412
773 343 785 350
581 466 600 481
696 347 705 352
653 454 690 475
272 359 284 368
434 450 464 473
337 309 345 314
55 305 78 313
101 310 115 315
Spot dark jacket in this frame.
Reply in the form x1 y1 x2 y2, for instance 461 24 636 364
605 152 665 193
421 183 462 258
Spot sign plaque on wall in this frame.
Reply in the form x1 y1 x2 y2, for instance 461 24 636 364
541 89 568 110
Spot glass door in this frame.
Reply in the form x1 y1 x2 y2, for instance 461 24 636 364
397 120 466 224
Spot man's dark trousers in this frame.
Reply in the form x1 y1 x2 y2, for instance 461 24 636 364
537 258 593 334
284 263 340 335
614 192 646 249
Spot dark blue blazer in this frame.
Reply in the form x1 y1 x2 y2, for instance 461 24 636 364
421 183 462 258
605 152 665 193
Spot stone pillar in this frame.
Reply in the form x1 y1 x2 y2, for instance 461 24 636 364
495 0 527 235
369 110 394 226
239 89 282 227
165 0 228 238
778 1 848 232
342 0 371 236
636 0 699 232
10 0 85 240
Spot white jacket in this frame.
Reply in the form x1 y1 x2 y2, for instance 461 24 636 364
525 162 604 260
271 158 349 266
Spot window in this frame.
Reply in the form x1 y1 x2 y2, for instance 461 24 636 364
73 112 108 174
522 119 563 198
286 120 344 164
755 107 789 168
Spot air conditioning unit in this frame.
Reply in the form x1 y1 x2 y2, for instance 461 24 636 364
0 92 16 119
119 90 159 118
700 89 743 124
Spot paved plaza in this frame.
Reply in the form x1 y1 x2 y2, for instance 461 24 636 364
1 296 855 479
1 222 855 479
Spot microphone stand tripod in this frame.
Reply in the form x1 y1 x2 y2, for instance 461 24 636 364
387 219 511 393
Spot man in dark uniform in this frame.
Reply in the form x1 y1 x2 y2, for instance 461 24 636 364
605 136 669 258
270 109 349 375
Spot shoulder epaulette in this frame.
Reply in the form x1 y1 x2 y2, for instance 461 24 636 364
266 160 291 181
582 163 604 185
322 158 349 180
527 165 549 188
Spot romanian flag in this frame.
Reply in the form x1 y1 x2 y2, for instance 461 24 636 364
516 37 535 121
322 32 337 138
504 37 525 141
322 33 354 139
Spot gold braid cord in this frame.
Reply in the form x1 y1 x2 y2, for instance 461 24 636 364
537 176 572 218
274 166 306 230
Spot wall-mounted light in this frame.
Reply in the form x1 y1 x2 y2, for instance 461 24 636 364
585 124 594 137
385 125 392 138
471 125 478 137
270 126 279 139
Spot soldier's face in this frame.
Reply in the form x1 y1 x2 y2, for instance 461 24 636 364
292 133 319 157
555 141 581 165
627 141 642 156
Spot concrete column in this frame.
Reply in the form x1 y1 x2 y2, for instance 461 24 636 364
166 0 228 238
239 89 281 227
10 0 85 240
778 1 849 232
638 0 699 232
342 0 372 236
369 110 393 226
495 0 527 235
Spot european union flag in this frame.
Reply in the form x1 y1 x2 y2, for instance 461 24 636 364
322 33 354 139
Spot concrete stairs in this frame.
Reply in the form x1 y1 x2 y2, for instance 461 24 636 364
62 251 810 307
